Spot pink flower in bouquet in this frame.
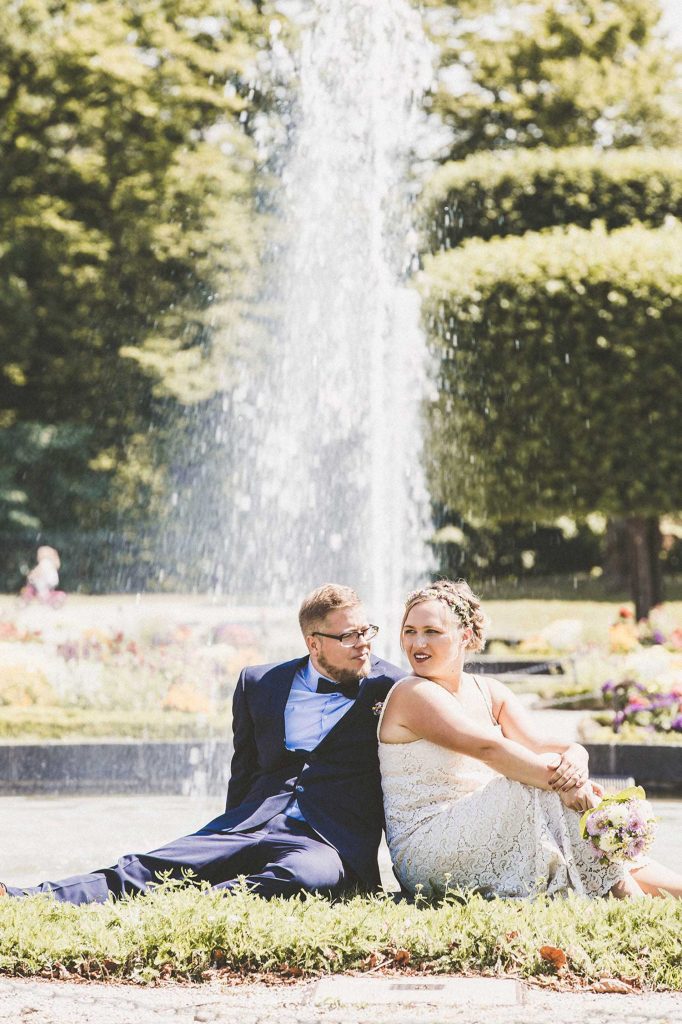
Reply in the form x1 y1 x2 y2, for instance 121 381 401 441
585 809 609 837
626 837 647 860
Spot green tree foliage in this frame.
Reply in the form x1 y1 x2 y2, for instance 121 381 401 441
422 0 681 612
0 0 271 585
434 0 681 159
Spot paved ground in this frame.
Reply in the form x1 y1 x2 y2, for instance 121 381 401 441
2 793 680 889
1 975 682 1024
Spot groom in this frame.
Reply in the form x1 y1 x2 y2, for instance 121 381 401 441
1 584 404 903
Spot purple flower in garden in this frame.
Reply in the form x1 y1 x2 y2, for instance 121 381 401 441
652 630 666 645
650 694 677 709
625 698 650 712
601 681 615 694
613 710 625 731
672 715 682 732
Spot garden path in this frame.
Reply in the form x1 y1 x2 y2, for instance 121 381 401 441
0 975 681 1023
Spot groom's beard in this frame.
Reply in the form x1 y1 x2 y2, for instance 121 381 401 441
316 650 371 687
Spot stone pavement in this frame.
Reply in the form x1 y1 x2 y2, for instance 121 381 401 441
1 976 682 1024
2 793 680 890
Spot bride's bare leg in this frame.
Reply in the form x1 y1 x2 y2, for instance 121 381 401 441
630 860 682 898
609 873 645 899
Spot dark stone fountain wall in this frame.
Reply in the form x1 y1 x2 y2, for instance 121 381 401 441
0 741 233 796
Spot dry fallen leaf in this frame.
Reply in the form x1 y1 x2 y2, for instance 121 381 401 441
505 931 519 941
590 978 636 994
394 949 412 965
539 945 568 971
279 963 303 977
365 952 382 969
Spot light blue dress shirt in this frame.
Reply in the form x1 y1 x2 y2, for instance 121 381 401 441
284 659 355 821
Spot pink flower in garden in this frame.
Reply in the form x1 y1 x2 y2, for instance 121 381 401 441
626 697 649 710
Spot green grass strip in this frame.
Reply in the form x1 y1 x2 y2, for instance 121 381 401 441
0 884 680 987
0 707 231 741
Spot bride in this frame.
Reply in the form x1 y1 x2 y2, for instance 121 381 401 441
378 579 682 900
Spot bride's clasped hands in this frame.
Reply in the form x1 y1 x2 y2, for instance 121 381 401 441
378 579 682 901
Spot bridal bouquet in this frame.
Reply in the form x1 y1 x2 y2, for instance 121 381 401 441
579 786 657 864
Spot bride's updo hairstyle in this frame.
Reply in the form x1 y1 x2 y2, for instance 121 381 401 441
401 579 486 652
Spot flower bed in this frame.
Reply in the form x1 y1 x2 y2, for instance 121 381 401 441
580 678 682 746
0 617 261 740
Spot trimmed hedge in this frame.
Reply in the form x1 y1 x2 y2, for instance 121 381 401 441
422 147 682 250
419 220 682 522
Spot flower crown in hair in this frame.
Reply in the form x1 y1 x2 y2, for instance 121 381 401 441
406 586 475 630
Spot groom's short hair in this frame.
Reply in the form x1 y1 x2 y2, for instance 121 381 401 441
298 583 361 637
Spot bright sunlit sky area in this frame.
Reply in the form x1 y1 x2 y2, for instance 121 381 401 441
661 0 681 44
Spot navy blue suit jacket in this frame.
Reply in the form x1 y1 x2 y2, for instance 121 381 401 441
224 654 405 889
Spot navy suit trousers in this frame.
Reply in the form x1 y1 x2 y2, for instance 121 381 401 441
5 813 354 905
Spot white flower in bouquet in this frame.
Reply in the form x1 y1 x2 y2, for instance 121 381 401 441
600 831 621 854
607 804 629 827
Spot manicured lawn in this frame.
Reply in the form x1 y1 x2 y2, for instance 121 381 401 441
483 597 682 646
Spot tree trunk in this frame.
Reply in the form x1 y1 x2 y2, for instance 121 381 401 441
648 517 664 608
603 517 629 593
624 515 664 620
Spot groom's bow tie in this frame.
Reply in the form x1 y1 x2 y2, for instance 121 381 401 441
316 677 361 700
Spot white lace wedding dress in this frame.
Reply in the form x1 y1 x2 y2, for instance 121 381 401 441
378 675 634 898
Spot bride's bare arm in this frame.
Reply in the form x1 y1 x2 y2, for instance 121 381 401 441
486 677 589 791
384 678 559 792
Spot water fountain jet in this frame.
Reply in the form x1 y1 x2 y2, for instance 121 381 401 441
226 0 435 647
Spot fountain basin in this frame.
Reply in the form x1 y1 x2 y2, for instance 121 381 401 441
584 743 682 794
1 739 680 796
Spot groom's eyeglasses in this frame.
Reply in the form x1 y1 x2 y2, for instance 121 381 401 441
312 625 379 647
